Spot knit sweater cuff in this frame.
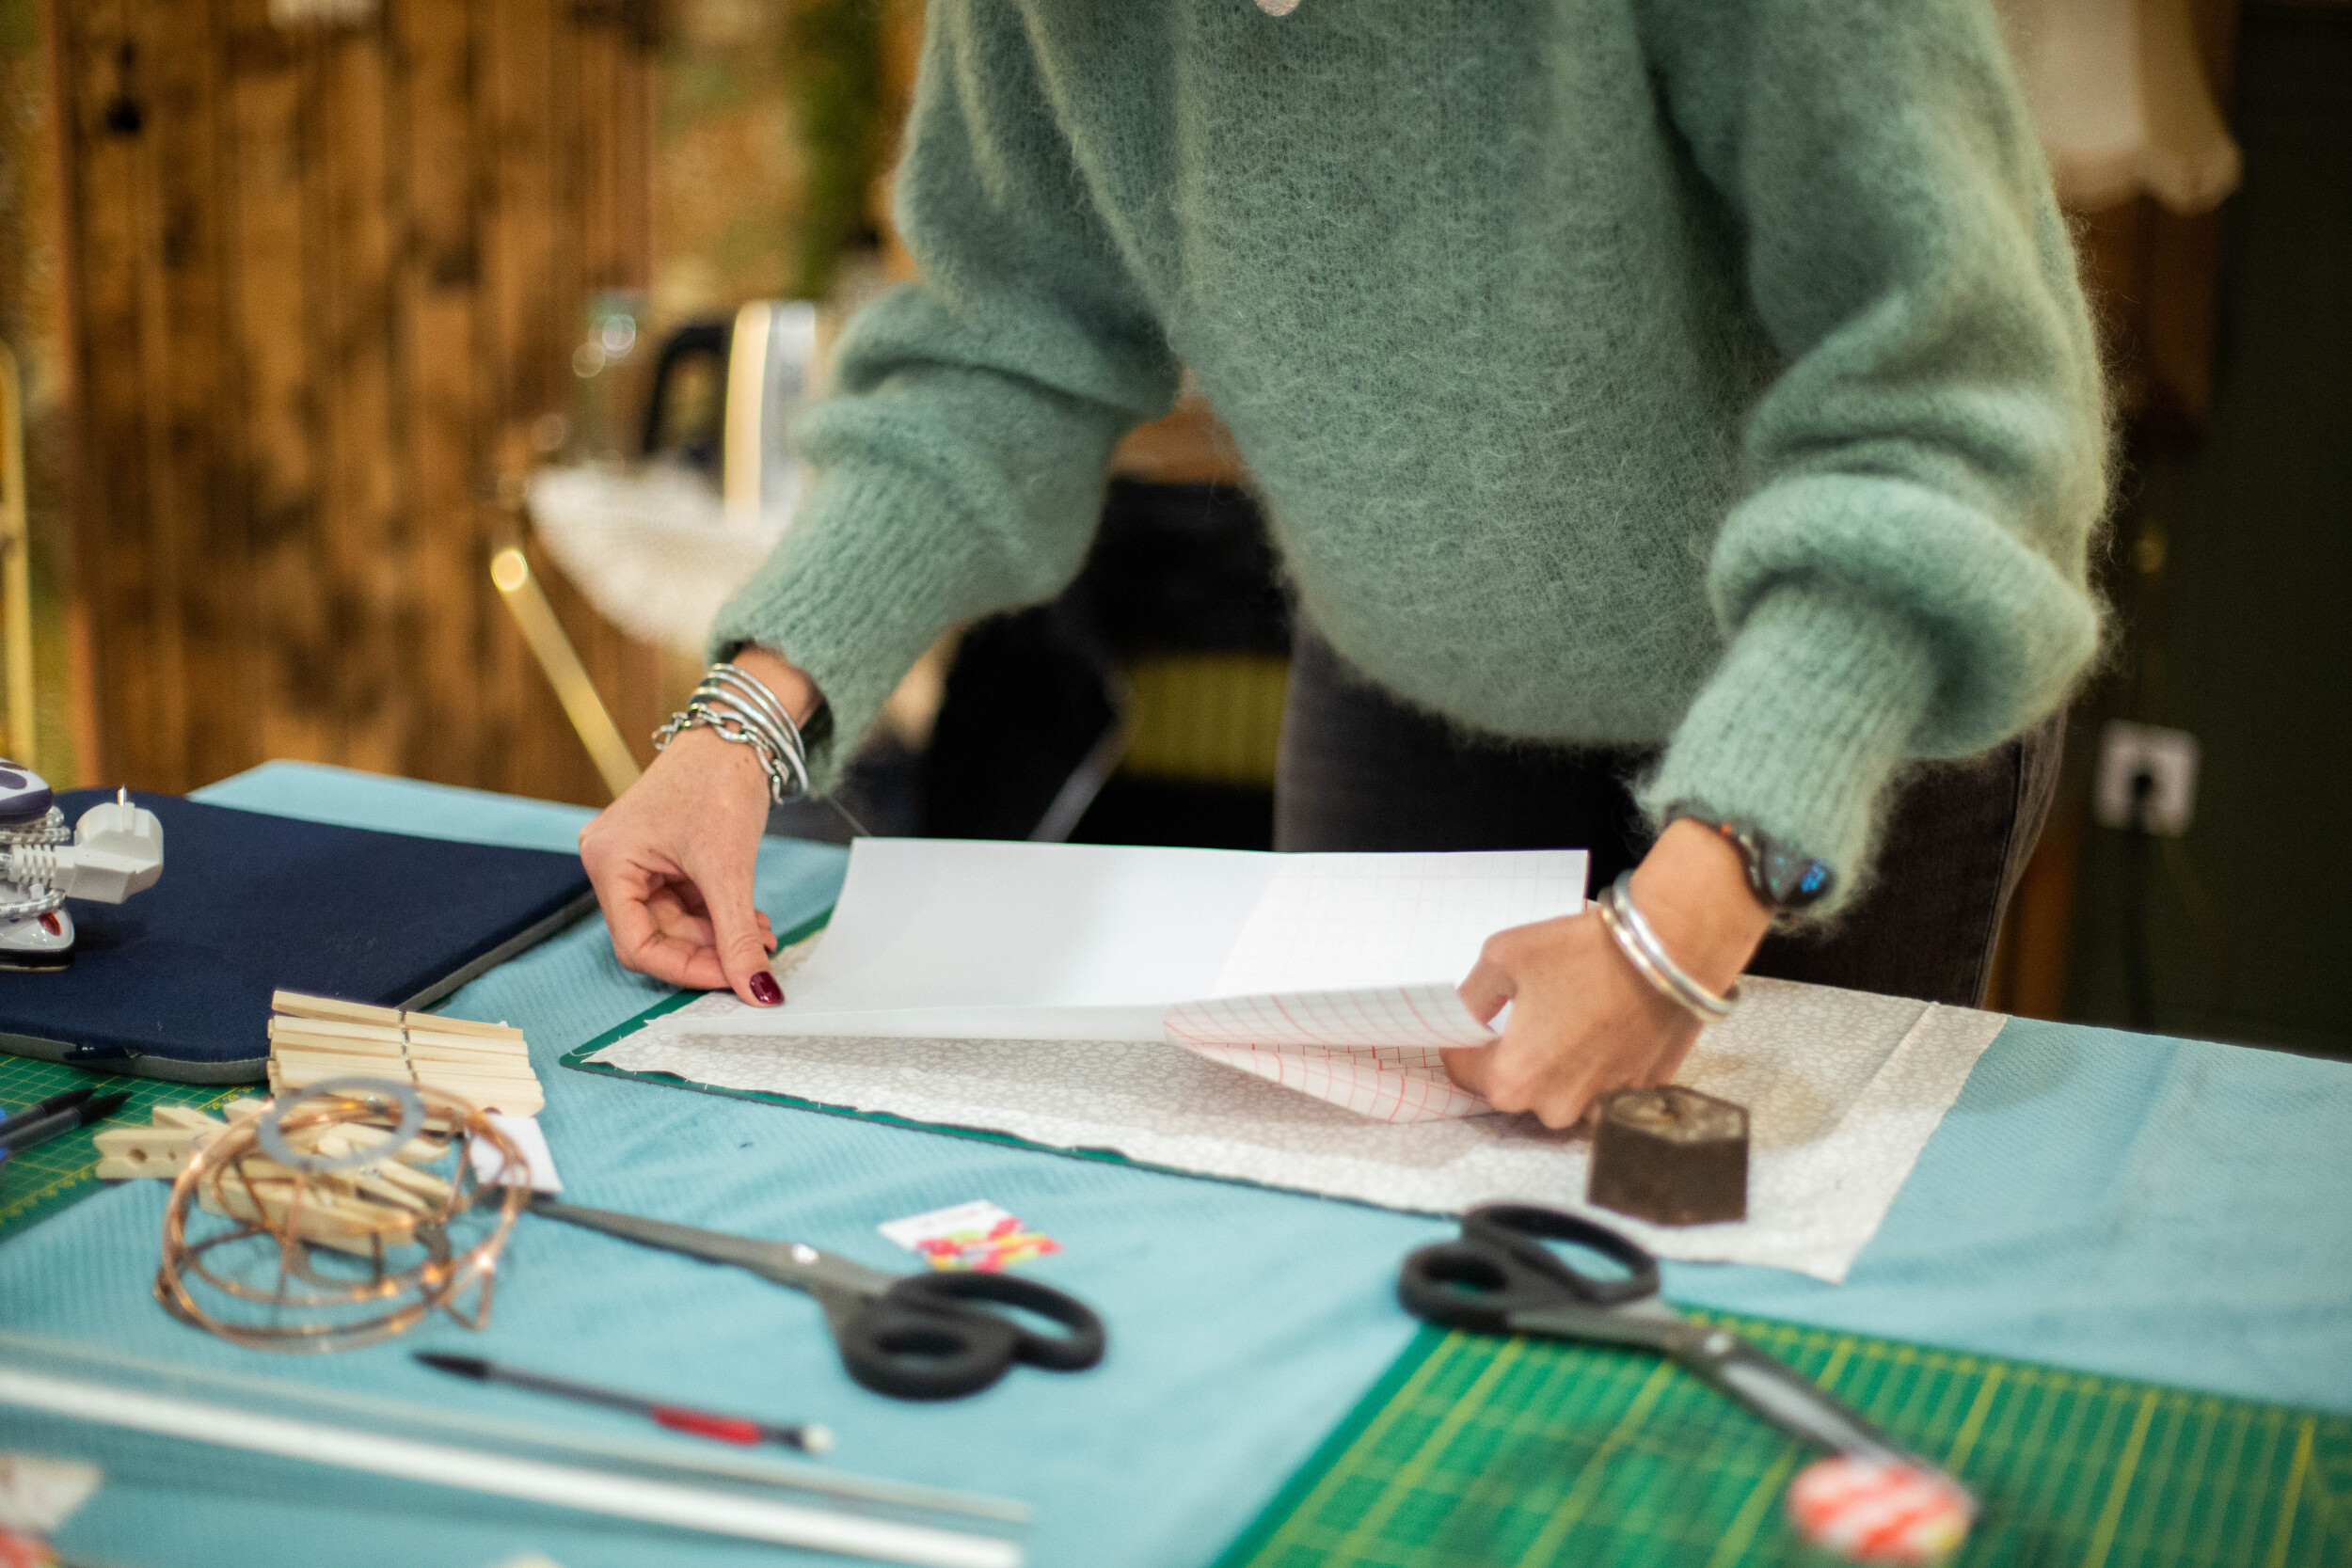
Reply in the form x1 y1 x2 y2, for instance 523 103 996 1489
707 464 974 796
1638 583 1939 918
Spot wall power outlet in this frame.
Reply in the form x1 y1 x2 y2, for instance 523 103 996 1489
2094 721 2201 836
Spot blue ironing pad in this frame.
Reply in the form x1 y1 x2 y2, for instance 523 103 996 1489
0 790 593 1083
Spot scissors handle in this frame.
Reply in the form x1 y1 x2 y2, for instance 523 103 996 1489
836 1271 1107 1402
1399 1204 1661 1332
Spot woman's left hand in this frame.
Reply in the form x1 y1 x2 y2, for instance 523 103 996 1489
1442 820 1773 1128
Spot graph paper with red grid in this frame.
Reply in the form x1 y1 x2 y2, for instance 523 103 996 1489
1164 982 1501 1123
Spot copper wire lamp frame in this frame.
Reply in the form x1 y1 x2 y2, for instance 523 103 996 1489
155 1082 532 1354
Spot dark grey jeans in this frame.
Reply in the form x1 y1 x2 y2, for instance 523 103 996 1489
1274 631 2063 1006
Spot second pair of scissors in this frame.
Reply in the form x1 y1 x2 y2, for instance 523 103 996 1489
532 1197 1105 1401
1400 1203 1973 1503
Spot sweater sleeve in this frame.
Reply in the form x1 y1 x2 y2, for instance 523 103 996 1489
1630 0 2108 911
708 2 1180 789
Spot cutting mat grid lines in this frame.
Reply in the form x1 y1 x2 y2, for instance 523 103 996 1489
0 1055 246 1243
1216 1317 2348 1568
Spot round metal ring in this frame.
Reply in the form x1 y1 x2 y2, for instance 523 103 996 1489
256 1077 424 1174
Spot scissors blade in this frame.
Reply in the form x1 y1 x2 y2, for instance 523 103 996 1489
1510 1298 1956 1480
1506 1295 1699 1354
530 1198 897 1297
1682 1333 1925 1469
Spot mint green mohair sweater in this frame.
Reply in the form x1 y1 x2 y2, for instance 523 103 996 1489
711 0 2108 909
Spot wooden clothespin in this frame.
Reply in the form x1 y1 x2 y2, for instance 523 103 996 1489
266 990 544 1117
92 1100 266 1180
103 1094 461 1254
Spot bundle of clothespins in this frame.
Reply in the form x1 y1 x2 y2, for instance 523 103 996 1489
97 1099 456 1255
265 990 544 1117
92 993 540 1259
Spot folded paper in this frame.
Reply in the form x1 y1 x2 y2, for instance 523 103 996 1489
1163 982 1496 1122
695 838 1581 1123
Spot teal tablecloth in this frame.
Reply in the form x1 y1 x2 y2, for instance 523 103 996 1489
5 762 2347 1568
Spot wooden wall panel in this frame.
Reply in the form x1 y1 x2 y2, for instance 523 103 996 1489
225 4 331 770
56 4 172 786
389 0 485 791
478 0 596 803
52 0 664 803
161 0 251 789
315 17 408 778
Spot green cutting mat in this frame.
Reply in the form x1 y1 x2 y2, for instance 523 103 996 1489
0 1054 249 1244
1215 1318 2349 1568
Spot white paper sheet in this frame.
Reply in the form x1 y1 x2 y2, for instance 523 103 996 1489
699 840 1586 1049
1209 851 1588 995
760 840 1271 1037
596 978 2003 1283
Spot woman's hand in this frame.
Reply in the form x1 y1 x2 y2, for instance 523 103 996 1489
1442 820 1772 1128
578 647 821 1006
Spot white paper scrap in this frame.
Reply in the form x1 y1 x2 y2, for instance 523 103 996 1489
0 1452 103 1532
469 1113 563 1194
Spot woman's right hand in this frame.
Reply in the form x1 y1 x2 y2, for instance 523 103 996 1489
579 726 782 1004
579 648 822 1006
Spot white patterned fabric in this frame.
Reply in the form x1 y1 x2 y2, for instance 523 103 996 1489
598 977 2004 1282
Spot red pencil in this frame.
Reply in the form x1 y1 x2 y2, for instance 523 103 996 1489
415 1353 834 1454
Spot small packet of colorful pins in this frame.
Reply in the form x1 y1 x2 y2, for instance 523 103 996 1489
878 1200 1062 1272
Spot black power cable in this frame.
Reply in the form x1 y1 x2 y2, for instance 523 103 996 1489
2122 767 2159 1031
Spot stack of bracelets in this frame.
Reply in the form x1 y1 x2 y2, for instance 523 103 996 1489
1593 870 1740 1024
652 661 829 806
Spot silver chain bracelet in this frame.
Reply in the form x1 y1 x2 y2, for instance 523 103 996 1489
1594 870 1740 1024
653 663 813 807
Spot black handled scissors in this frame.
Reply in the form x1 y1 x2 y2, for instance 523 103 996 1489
1400 1204 1969 1496
531 1197 1105 1401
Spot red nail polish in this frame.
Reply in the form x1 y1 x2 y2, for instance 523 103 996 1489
749 971 783 1006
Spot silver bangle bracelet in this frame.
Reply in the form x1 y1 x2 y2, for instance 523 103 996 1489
703 661 809 760
702 673 807 784
659 701 803 804
705 665 801 754
653 661 813 805
1594 870 1740 1024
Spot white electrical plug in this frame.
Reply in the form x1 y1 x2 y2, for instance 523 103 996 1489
2093 721 2200 837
